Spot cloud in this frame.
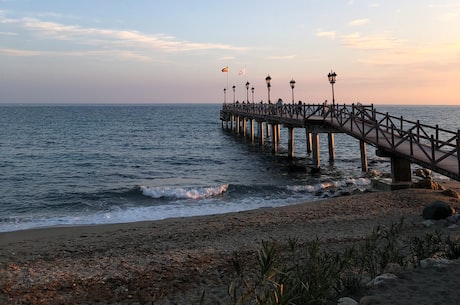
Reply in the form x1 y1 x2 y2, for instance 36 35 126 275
0 15 247 61
340 32 404 50
348 18 370 27
316 31 336 40
0 48 43 56
18 17 244 52
266 55 296 60
356 41 460 77
0 47 153 62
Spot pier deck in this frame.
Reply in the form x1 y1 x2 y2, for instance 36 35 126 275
220 103 460 182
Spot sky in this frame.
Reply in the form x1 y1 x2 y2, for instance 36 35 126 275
1 0 459 105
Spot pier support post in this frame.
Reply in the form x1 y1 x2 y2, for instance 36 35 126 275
271 123 278 154
360 140 368 172
250 119 255 142
391 157 412 183
312 133 320 171
266 123 271 138
328 133 335 162
236 116 240 135
305 131 312 154
259 121 265 145
242 118 247 137
288 127 294 159
277 125 281 143
230 115 235 132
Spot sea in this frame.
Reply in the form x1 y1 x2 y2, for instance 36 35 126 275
0 103 458 233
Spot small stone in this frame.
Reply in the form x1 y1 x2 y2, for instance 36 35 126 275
442 189 460 199
422 220 434 228
366 273 398 287
337 297 359 305
420 258 452 269
446 215 458 224
448 224 458 230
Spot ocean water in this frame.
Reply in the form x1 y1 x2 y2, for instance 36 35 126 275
0 104 458 232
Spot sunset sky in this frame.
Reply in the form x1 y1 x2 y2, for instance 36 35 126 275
1 1 459 105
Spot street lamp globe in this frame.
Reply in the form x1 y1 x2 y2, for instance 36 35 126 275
289 78 296 104
265 75 271 103
265 75 271 87
245 81 250 103
327 70 337 106
328 71 337 84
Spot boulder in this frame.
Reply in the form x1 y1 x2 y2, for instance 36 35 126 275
422 201 453 220
412 178 445 190
413 168 432 178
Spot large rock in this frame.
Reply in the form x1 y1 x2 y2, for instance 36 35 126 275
413 168 432 178
412 178 445 190
422 201 453 220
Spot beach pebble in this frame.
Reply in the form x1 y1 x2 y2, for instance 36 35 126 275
446 215 459 224
420 258 452 269
442 189 460 199
366 273 398 287
422 201 453 220
422 219 435 227
337 297 358 305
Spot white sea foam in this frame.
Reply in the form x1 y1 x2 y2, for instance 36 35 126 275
287 178 371 192
140 184 229 200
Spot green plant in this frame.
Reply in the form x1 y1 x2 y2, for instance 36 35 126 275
211 219 460 305
443 235 460 259
409 230 444 265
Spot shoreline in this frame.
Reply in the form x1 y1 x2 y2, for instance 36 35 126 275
1 178 457 236
1 182 460 304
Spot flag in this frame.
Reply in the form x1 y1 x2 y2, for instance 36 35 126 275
238 68 246 76
221 66 228 73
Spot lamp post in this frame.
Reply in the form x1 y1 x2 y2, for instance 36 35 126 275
224 88 226 104
265 75 271 103
289 78 296 104
232 85 236 104
327 70 337 106
245 81 250 103
251 87 254 104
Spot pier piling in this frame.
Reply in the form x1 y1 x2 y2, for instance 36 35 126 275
220 102 460 182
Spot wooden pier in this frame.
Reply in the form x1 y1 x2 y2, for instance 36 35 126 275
220 102 460 183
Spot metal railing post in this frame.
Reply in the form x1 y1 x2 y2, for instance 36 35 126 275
457 130 460 174
435 125 439 148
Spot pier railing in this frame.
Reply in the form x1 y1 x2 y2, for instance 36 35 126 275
221 102 460 179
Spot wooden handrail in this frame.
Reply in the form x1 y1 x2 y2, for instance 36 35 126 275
221 102 459 178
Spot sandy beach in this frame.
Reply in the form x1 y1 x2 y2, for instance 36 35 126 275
1 181 460 305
